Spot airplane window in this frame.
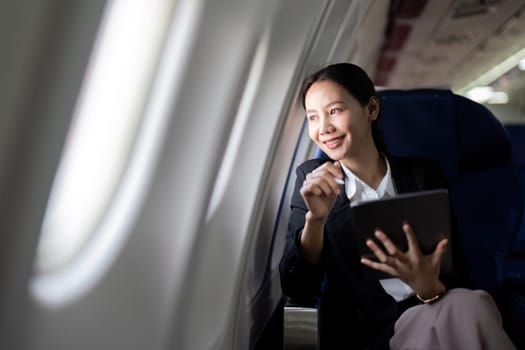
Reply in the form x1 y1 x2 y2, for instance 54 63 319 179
32 0 174 305
206 29 270 221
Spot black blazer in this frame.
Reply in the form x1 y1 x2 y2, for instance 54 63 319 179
279 156 470 349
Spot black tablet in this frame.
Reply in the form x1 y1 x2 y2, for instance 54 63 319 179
351 189 452 280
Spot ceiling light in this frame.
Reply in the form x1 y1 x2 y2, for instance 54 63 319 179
465 86 494 103
487 91 509 104
457 47 525 94
519 57 525 71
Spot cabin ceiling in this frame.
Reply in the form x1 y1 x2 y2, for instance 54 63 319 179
362 0 525 123
374 0 525 90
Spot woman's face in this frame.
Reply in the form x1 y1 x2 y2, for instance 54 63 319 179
304 80 378 162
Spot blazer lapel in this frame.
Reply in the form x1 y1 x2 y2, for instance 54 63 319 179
389 156 418 194
331 183 349 213
330 156 420 212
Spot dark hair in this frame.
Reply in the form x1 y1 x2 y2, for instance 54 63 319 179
300 63 387 153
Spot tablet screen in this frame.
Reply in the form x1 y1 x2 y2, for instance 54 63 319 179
351 189 452 280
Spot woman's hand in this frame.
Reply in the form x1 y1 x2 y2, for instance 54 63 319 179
360 223 448 298
298 161 344 264
300 161 344 221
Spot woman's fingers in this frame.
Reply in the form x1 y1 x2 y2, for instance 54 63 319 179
312 162 344 188
373 229 401 257
300 166 343 218
362 224 448 283
373 230 411 266
306 172 340 195
431 238 448 266
403 223 423 256
311 174 337 195
303 171 339 196
360 257 398 276
404 223 448 267
314 160 343 178
365 238 390 263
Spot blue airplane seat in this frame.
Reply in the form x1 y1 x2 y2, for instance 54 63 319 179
376 89 523 293
314 146 330 160
505 125 525 350
505 124 525 170
502 124 525 284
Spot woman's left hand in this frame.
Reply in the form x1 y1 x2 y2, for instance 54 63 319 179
360 223 447 298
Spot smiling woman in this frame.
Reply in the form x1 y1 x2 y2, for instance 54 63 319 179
279 62 517 350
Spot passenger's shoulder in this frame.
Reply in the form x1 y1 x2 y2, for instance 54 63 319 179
296 158 330 174
388 155 446 189
388 155 441 172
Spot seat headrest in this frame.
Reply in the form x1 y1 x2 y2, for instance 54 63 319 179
377 89 459 177
504 124 525 169
454 94 512 172
376 89 511 178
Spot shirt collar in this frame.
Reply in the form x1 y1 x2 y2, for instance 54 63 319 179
377 157 396 197
340 156 395 202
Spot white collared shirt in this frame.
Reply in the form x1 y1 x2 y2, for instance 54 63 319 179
340 158 415 302
341 158 396 208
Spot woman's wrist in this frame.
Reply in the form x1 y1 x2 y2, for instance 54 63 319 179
416 281 446 304
305 210 327 223
302 211 325 244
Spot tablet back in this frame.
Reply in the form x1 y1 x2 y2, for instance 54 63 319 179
351 189 452 280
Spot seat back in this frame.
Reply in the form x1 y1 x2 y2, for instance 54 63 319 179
505 124 525 251
505 124 525 171
502 124 525 283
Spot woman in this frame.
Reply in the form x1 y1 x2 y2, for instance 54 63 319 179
279 63 516 349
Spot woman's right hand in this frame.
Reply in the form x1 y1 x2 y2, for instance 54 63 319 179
300 161 344 221
298 161 343 264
